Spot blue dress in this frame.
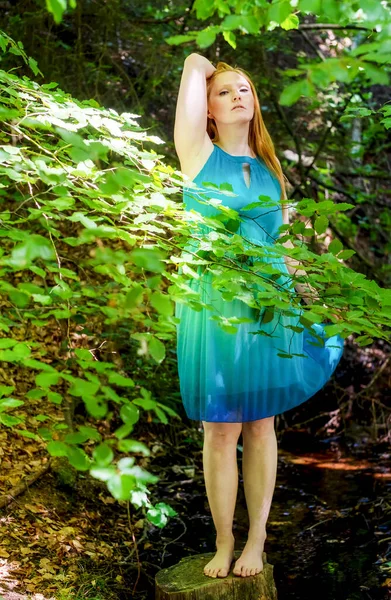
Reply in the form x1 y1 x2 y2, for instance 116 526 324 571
174 143 344 423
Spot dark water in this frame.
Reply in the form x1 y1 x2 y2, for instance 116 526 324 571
143 435 391 600
262 444 390 600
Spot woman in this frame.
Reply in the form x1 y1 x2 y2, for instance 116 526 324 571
173 53 344 580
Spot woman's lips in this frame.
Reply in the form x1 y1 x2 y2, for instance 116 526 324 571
232 106 245 110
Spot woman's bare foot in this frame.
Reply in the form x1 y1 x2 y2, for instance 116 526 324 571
203 534 235 578
232 532 266 577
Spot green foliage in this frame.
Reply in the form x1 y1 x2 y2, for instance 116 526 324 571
46 0 77 24
166 0 391 106
0 30 389 531
0 31 42 77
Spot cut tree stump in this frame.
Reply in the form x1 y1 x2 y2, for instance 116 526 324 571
155 549 278 600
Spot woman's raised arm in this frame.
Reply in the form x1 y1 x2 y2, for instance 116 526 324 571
174 53 216 164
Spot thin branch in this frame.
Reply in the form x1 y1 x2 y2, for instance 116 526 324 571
0 460 52 509
298 23 377 32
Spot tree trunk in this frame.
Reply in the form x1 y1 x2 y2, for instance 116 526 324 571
155 550 278 599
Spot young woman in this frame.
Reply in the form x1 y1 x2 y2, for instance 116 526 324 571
173 53 344 580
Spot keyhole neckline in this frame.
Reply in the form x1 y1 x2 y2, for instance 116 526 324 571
213 143 259 164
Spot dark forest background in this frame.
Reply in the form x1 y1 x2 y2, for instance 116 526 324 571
0 1 390 599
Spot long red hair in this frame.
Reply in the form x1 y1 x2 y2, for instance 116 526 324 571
206 62 289 201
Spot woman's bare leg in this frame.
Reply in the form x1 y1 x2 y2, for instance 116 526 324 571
233 416 278 577
202 421 242 578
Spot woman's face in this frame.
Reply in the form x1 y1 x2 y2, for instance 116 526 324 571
208 72 254 124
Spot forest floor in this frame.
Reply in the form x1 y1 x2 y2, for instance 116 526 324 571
0 414 390 600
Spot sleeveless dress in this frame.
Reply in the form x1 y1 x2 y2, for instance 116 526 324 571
174 143 344 423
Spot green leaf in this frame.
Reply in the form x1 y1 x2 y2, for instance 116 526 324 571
323 0 342 21
268 0 292 24
0 343 31 362
90 466 116 482
15 429 40 440
0 398 24 411
46 0 67 24
67 446 91 471
0 386 15 398
78 426 101 441
47 391 63 405
165 34 196 46
130 248 165 273
93 443 114 466
262 307 275 324
222 30 236 50
124 285 144 309
23 359 57 371
64 432 90 444
47 440 69 457
314 215 329 235
28 57 39 76
196 28 217 49
0 414 23 426
355 335 373 346
107 473 136 501
147 502 177 528
133 391 156 411
298 0 321 13
35 414 50 422
38 427 53 440
35 371 61 388
84 396 108 418
150 291 173 316
337 250 355 260
280 78 315 106
68 378 100 397
117 457 135 471
120 403 140 425
114 421 135 440
9 235 56 267
0 340 16 349
107 372 135 387
281 13 299 30
329 239 343 255
117 439 151 456
0 33 8 53
149 336 166 363
154 406 168 424
8 291 29 307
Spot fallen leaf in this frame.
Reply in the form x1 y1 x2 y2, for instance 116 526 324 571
24 504 44 513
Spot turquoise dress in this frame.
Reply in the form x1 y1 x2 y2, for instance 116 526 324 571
174 143 344 423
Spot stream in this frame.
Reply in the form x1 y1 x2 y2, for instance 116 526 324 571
145 431 390 600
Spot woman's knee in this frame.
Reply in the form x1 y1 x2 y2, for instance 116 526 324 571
202 421 242 445
242 416 275 438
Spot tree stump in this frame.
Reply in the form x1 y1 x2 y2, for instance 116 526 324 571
155 549 278 600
